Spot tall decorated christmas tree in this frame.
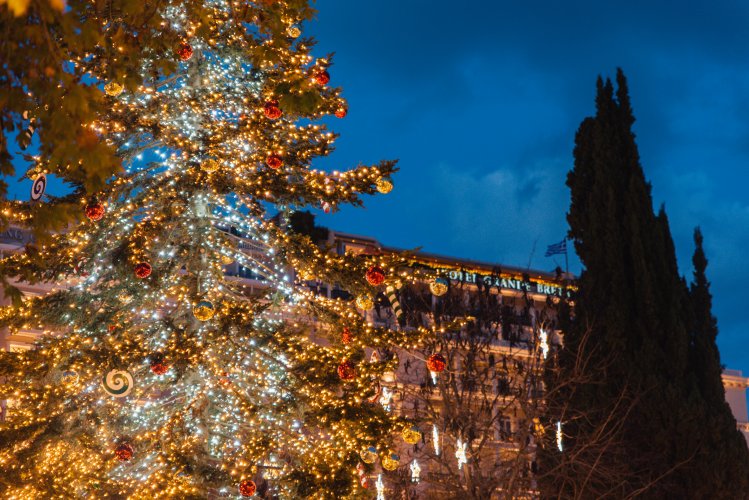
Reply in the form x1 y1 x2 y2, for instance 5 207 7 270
0 1 424 497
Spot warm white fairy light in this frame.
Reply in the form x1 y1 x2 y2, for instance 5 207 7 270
433 424 441 456
456 438 467 470
379 387 393 410
376 474 385 500
410 460 421 483
539 328 549 359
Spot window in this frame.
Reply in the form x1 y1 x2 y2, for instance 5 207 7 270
497 376 511 396
498 415 512 441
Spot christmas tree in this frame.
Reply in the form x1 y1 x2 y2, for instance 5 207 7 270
0 1 424 497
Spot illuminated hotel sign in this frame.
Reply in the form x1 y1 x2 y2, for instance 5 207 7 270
440 269 571 298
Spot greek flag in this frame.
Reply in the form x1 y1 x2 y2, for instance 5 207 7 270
545 239 567 257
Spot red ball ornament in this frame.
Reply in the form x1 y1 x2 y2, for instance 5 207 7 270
114 442 134 461
426 353 447 373
239 479 256 497
334 107 348 118
219 371 232 387
313 69 330 85
150 354 169 375
365 266 386 286
134 262 152 279
342 327 352 345
337 359 356 381
176 41 193 61
85 202 105 221
266 154 283 169
264 100 282 120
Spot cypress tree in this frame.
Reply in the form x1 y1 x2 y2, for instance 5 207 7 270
686 228 749 496
540 70 748 498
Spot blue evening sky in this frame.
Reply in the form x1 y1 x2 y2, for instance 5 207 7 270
308 1 749 373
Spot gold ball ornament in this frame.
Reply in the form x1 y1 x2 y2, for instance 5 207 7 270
355 295 374 310
381 452 400 471
402 426 422 445
220 254 234 265
287 25 301 38
104 82 124 97
376 177 393 194
360 446 378 464
429 277 449 297
193 300 216 321
201 159 220 173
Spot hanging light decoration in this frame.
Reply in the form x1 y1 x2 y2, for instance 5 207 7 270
427 352 447 382
365 265 386 286
429 276 449 296
375 177 393 194
238 479 256 497
433 424 441 456
375 474 385 500
355 294 374 310
360 446 378 464
409 460 421 483
104 82 124 97
193 300 215 321
378 386 393 410
539 328 549 359
456 438 467 470
402 425 421 445
114 442 134 461
381 452 399 471
133 262 152 278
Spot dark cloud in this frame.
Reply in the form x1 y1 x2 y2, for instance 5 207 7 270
311 1 749 373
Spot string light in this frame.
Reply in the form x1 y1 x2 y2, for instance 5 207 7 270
410 460 421 483
375 474 385 500
539 329 549 359
456 439 467 470
433 425 441 456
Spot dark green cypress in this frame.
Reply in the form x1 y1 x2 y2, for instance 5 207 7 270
686 228 749 496
540 70 748 498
